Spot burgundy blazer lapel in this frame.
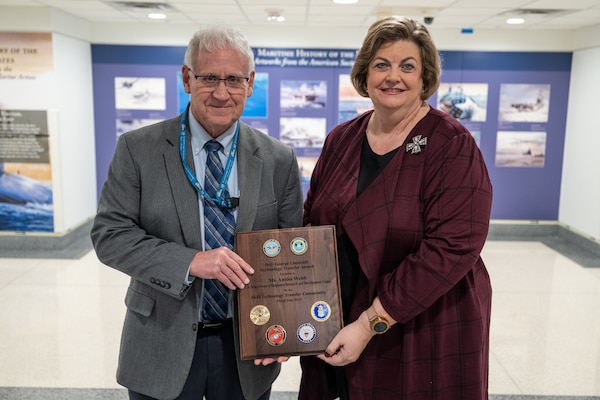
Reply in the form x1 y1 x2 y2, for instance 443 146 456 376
342 145 406 284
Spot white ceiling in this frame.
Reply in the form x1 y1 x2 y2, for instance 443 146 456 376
2 0 600 31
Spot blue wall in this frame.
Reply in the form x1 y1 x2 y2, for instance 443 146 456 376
92 45 572 220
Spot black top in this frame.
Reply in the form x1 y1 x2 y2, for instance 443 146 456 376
338 137 400 323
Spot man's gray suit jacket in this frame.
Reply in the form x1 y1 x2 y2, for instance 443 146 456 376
91 114 304 400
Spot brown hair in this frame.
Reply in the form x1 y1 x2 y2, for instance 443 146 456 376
350 16 441 100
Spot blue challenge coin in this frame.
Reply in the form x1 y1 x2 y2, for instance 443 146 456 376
290 237 308 255
311 301 331 322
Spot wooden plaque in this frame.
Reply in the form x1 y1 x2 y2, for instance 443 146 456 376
235 225 342 360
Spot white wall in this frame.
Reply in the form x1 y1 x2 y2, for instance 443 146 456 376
559 46 600 241
50 33 97 232
0 7 90 39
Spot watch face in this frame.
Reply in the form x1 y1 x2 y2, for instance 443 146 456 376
373 321 388 333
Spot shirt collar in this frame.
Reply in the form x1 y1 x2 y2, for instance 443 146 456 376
187 108 236 155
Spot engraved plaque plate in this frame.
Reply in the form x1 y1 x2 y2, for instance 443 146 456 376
235 225 342 360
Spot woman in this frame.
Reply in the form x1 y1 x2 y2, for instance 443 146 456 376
300 16 493 400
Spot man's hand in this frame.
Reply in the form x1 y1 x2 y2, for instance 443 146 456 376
254 356 290 366
189 248 254 289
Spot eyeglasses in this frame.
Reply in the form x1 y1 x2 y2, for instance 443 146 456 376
187 67 249 92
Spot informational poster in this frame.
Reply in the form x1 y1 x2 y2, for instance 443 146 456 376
0 110 53 231
0 32 54 232
0 32 54 109
92 45 572 220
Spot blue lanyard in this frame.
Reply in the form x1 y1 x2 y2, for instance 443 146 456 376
179 105 239 209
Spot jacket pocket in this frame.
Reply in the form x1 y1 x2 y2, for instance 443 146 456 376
125 286 155 317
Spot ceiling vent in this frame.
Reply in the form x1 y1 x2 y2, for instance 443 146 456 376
500 9 571 17
108 1 174 12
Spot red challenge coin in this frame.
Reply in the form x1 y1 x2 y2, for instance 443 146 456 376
265 325 286 346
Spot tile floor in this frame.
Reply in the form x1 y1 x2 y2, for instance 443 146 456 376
0 240 599 399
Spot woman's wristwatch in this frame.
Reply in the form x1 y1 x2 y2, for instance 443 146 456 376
366 306 390 334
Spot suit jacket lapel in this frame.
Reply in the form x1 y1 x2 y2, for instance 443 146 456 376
236 124 261 232
162 119 259 248
163 116 203 250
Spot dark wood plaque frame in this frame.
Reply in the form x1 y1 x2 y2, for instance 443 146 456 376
235 225 342 360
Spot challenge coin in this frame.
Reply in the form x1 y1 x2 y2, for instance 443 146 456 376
266 325 286 346
311 301 331 322
250 305 270 326
290 237 308 255
296 323 317 344
263 239 281 257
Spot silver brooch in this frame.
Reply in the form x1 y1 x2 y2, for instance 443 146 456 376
406 135 427 154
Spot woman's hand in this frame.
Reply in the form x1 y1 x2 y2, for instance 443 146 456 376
316 315 374 366
316 298 396 366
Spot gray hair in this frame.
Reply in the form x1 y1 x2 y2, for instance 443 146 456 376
184 26 255 75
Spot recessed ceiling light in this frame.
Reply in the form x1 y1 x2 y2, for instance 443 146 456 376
267 14 285 22
148 12 166 19
506 18 525 25
266 9 285 22
333 0 358 4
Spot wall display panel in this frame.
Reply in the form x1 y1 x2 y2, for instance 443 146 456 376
499 84 550 123
0 33 55 232
437 83 488 122
338 74 373 124
431 55 571 220
114 77 166 110
92 46 571 220
92 62 183 190
244 72 268 118
0 110 53 232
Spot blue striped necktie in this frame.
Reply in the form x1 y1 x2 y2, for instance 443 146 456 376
202 140 234 321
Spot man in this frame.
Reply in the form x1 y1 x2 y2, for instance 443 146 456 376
91 25 303 400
